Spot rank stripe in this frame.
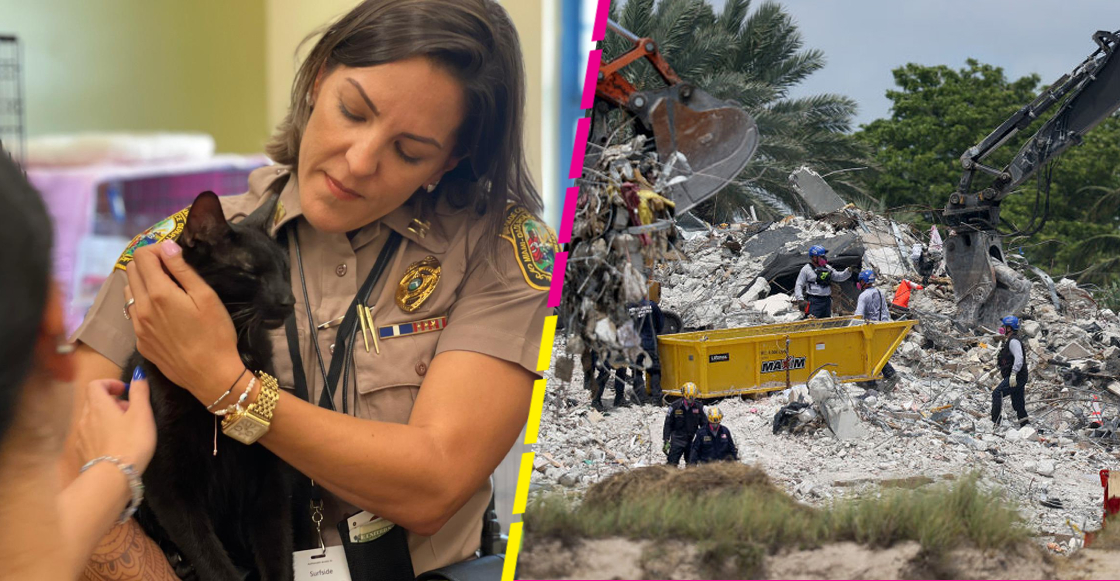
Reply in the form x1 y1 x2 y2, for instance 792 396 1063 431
376 316 447 339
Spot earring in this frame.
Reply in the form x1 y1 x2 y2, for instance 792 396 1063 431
425 181 439 193
56 341 75 355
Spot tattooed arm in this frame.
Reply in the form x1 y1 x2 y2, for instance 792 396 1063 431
82 519 178 581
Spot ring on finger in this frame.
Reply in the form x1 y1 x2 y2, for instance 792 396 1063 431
124 297 136 321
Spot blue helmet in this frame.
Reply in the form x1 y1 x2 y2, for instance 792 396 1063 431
858 270 876 285
809 245 828 258
1001 316 1020 331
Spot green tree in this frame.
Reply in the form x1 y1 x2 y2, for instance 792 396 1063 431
857 60 1040 211
857 60 1120 291
601 0 872 221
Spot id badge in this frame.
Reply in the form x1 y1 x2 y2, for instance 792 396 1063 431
294 546 352 581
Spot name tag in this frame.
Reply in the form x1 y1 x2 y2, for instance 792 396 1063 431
294 546 351 581
346 510 396 544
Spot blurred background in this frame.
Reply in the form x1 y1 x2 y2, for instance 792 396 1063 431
1 0 600 537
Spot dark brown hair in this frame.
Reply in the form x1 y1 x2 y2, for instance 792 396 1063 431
0 153 52 441
266 0 541 253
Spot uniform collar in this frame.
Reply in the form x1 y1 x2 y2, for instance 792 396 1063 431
265 168 450 253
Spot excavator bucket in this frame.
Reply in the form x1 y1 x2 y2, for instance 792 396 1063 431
943 230 1031 330
633 84 759 214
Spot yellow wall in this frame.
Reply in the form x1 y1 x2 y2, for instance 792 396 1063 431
0 0 268 154
263 0 548 199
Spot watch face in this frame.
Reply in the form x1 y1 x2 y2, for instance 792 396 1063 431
225 414 269 445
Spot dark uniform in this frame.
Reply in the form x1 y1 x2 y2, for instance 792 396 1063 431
690 424 738 464
992 336 1030 427
585 350 625 408
663 399 707 466
626 299 664 403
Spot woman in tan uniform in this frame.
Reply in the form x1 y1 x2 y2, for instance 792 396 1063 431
66 0 554 578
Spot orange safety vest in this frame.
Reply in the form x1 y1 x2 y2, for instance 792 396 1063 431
892 280 923 308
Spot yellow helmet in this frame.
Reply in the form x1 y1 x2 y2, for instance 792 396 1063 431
707 406 724 424
681 382 699 400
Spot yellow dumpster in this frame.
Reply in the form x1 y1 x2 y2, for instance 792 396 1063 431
659 317 916 399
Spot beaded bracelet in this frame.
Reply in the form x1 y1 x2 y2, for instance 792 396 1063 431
214 375 258 417
81 456 144 524
206 368 249 411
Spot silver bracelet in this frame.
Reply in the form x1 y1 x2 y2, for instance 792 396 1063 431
214 375 257 417
80 456 144 524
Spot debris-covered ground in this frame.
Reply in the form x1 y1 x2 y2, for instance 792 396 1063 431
537 203 1120 558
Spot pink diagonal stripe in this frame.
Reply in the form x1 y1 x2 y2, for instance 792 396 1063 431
548 252 568 308
569 117 590 180
592 0 610 42
557 186 580 244
581 50 602 110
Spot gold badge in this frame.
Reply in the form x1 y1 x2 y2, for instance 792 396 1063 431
396 256 441 312
115 206 191 271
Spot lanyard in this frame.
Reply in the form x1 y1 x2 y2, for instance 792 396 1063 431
282 224 401 413
281 222 402 552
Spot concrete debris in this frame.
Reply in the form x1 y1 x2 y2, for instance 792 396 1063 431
788 166 847 215
544 183 1120 554
1059 342 1094 360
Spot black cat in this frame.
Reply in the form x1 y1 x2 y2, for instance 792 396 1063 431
129 189 296 581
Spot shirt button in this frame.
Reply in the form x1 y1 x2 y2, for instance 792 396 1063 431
415 362 428 376
336 264 348 277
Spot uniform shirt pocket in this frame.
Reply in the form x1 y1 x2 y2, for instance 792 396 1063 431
352 322 443 424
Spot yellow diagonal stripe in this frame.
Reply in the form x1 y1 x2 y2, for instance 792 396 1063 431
524 379 547 445
513 451 535 515
501 521 523 581
536 315 557 371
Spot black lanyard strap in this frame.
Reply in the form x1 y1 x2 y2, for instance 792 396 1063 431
283 225 403 413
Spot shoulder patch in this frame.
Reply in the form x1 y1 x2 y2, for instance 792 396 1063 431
115 206 191 271
500 204 558 291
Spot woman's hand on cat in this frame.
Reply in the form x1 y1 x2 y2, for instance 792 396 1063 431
77 373 157 473
124 241 246 404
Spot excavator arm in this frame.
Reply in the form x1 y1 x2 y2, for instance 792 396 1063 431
943 29 1120 329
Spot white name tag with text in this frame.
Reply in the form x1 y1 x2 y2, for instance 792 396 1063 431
294 546 351 581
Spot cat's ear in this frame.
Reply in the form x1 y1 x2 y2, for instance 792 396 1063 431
242 191 281 233
181 191 231 247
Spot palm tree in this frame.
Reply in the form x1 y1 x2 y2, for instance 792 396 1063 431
601 0 873 221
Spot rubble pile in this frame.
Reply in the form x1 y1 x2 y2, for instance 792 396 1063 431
660 208 935 330
558 136 682 371
538 205 1120 554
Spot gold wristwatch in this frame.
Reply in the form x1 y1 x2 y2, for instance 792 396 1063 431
221 371 280 445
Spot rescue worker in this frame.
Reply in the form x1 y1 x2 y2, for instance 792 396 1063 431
892 279 924 310
793 245 852 318
853 270 898 387
64 1 552 576
690 407 738 464
992 316 1030 428
663 382 707 467
625 282 665 405
587 350 627 411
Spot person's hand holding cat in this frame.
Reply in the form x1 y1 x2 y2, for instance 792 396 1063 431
77 371 157 473
124 240 247 407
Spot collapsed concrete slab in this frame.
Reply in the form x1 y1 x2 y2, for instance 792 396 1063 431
789 166 847 216
807 370 867 440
